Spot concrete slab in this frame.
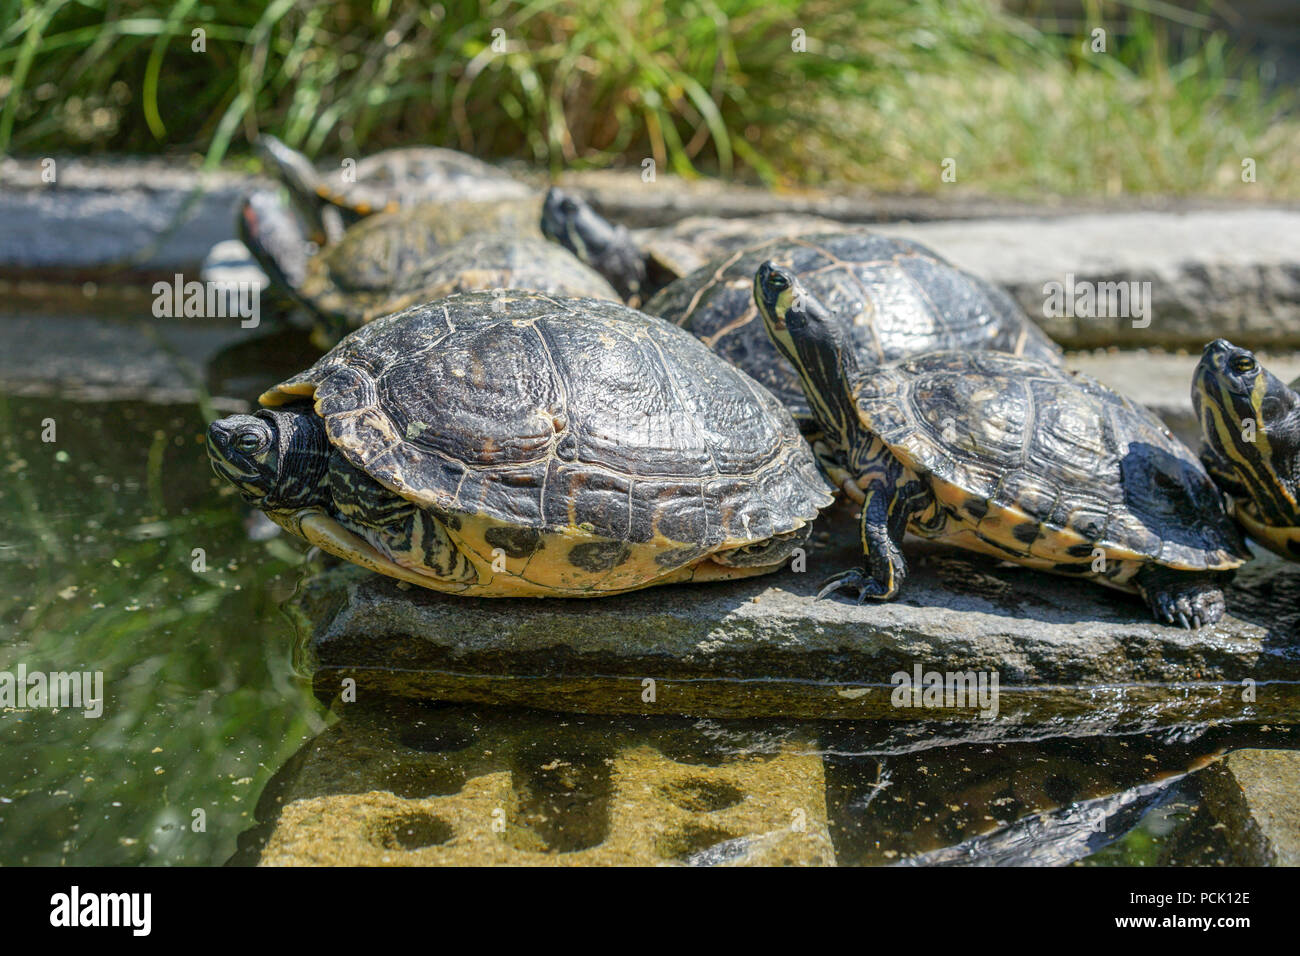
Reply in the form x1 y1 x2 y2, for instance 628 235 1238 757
5 158 1297 351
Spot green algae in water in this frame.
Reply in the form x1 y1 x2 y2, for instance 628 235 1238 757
0 394 320 865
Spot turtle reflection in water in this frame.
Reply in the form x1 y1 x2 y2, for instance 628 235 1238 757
206 292 833 597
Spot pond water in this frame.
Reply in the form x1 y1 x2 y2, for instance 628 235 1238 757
0 325 1295 866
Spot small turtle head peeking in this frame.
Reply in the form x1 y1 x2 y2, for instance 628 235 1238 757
540 187 645 302
207 408 330 511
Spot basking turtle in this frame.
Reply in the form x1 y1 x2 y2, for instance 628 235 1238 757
257 134 531 243
206 292 833 597
241 194 608 345
540 187 842 305
1192 339 1300 560
650 233 1064 430
198 190 312 320
754 263 1248 628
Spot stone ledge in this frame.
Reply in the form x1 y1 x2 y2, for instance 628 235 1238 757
1198 748 1300 865
5 157 1298 351
290 527 1300 724
872 211 1300 350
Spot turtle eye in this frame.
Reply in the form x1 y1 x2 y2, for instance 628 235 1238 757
1230 354 1256 375
768 272 789 292
560 198 578 216
234 430 265 454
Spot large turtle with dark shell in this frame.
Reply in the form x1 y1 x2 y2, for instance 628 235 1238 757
257 134 532 244
1193 339 1300 561
240 193 614 345
754 263 1249 628
205 291 833 597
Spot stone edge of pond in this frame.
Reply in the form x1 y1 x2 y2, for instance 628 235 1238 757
289 542 1300 723
5 158 1300 350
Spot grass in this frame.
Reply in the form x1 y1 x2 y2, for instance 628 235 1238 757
0 0 1296 197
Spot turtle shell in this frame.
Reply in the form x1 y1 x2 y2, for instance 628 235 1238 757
309 234 620 332
265 141 532 220
322 147 531 213
261 292 833 592
647 232 1063 427
305 197 544 295
856 350 1248 572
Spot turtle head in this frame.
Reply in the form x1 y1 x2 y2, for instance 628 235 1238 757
1193 338 1300 527
253 134 339 241
541 188 646 302
238 190 312 293
754 261 860 446
207 408 331 514
254 134 321 201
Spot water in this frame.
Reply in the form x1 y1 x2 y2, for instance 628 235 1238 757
0 393 319 865
0 339 1295 866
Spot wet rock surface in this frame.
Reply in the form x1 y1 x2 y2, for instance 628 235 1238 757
233 703 1299 866
1198 748 1300 865
242 702 834 866
289 521 1300 725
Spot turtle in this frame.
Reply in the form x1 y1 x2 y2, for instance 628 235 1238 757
198 189 313 321
753 262 1250 628
647 233 1064 429
1192 339 1300 561
205 291 834 597
256 134 532 244
540 187 843 306
240 193 611 346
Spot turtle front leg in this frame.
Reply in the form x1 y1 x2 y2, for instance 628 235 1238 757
819 438 927 604
1133 565 1227 629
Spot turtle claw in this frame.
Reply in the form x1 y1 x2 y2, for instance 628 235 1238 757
816 567 897 603
1146 582 1225 630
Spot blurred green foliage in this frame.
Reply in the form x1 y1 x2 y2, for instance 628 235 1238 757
0 2 1296 199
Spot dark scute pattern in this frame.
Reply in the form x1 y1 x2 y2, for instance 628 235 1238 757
648 232 1060 423
654 544 710 569
484 525 544 558
1119 442 1246 557
568 540 632 572
1011 522 1042 545
399 235 614 299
